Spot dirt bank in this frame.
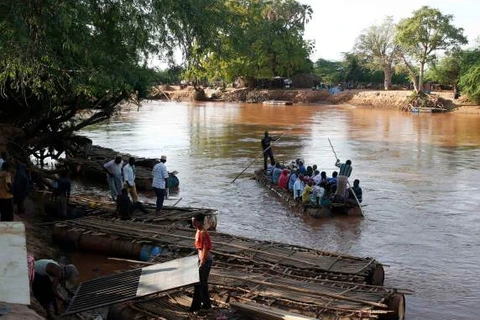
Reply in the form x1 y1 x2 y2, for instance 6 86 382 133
149 85 479 111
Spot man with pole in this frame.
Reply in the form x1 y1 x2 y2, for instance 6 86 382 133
261 131 276 171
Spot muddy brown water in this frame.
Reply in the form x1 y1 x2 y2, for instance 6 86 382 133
77 101 480 320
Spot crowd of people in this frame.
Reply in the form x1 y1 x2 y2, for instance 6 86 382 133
266 158 362 206
102 154 170 220
261 130 362 207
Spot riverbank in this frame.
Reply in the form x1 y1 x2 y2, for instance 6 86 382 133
150 85 480 112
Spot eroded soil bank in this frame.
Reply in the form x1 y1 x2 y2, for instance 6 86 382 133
150 85 480 113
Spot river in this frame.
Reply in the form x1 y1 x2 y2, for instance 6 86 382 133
82 100 480 320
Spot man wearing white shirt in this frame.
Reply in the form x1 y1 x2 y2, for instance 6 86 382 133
122 157 138 202
103 155 123 201
152 155 169 213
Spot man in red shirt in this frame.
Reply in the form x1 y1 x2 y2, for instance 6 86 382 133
189 213 213 313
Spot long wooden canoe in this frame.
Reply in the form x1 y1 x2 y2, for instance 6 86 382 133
255 169 363 218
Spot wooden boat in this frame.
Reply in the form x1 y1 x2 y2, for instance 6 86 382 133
52 216 384 285
41 192 218 231
255 169 363 218
59 145 179 192
410 106 447 113
262 100 293 105
52 217 408 319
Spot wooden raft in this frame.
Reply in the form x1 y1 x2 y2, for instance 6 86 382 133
108 258 407 320
53 216 384 285
42 192 218 231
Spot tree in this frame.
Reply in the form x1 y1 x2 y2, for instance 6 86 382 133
395 6 468 92
0 0 230 178
313 59 344 85
355 17 399 90
425 53 462 86
185 0 313 85
458 49 480 103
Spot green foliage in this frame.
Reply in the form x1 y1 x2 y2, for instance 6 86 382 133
459 63 480 103
0 0 236 164
355 16 399 89
156 66 185 85
458 49 480 103
313 59 344 85
395 6 468 91
425 54 462 85
314 54 408 87
186 0 313 83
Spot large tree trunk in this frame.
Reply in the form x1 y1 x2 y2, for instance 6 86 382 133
383 65 393 90
418 62 425 92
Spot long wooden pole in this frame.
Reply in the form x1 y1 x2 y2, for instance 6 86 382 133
327 139 365 217
231 124 299 183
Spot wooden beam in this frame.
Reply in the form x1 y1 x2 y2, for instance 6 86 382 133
231 302 317 320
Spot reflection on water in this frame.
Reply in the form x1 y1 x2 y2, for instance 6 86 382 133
83 101 480 320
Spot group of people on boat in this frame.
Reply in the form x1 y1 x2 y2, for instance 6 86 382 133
262 131 362 207
266 159 362 207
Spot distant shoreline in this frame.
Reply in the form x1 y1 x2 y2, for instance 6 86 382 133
148 86 480 113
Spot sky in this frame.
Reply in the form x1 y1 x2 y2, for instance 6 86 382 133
300 0 480 62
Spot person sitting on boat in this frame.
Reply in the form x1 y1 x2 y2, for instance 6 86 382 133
310 183 324 206
297 160 306 175
116 188 148 220
266 163 275 177
326 171 338 196
305 166 313 177
293 174 304 201
288 169 297 192
277 169 289 189
326 171 338 185
261 131 277 171
349 179 363 203
271 163 282 185
314 171 327 187
302 179 313 204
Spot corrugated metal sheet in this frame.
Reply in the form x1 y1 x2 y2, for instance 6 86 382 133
64 255 199 315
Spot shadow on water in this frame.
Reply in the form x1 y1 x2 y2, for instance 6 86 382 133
80 101 480 320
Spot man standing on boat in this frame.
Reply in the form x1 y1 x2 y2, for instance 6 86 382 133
189 213 213 313
103 155 124 201
123 157 138 202
261 131 277 171
152 155 169 214
334 159 352 201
